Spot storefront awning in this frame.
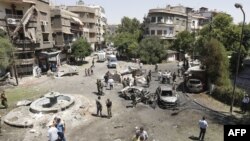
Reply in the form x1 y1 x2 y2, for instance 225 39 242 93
71 17 83 25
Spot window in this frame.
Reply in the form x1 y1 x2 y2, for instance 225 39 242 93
157 17 163 23
42 33 49 42
151 17 156 23
16 10 23 16
157 30 162 35
150 30 155 35
5 9 12 15
164 30 167 35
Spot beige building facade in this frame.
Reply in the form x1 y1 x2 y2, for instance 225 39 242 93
0 0 53 76
67 1 107 50
145 5 208 40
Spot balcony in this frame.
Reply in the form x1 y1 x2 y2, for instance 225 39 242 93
14 39 33 45
81 18 96 23
88 28 97 33
0 0 36 4
71 25 81 31
88 37 97 43
16 58 35 65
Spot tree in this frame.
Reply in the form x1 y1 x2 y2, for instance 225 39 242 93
117 17 141 34
200 38 230 86
172 30 195 54
138 37 167 64
0 37 13 69
71 38 92 61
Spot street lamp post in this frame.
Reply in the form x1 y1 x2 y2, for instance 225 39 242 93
230 3 245 113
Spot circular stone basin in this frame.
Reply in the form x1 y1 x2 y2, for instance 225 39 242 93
4 106 34 127
30 93 75 113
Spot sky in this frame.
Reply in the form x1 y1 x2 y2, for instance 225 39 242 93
53 0 250 25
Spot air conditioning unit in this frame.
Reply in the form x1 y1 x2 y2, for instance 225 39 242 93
7 18 17 25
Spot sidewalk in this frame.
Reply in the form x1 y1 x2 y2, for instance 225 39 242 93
187 93 245 118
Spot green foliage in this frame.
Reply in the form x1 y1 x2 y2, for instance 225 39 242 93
71 38 92 60
212 86 244 106
200 38 230 86
117 17 141 34
138 37 167 64
242 23 250 51
0 37 13 69
199 13 240 51
172 30 195 54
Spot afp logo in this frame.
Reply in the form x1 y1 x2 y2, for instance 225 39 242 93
224 125 250 141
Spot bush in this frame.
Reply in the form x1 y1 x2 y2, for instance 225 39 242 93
212 86 244 107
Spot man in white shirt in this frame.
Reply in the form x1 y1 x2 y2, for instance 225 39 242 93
198 116 208 141
48 122 58 141
136 127 148 141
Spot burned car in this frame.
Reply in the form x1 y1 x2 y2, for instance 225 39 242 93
156 85 178 108
120 86 149 100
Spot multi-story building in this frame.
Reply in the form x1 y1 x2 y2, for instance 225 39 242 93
145 5 208 40
0 0 53 76
88 5 107 44
50 6 83 61
67 1 107 50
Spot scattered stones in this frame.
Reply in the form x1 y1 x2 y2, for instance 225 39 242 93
29 129 36 133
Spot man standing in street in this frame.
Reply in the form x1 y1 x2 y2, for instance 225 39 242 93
96 96 102 117
198 116 208 141
1 91 8 108
106 99 112 118
92 58 95 67
241 94 249 114
0 114 2 135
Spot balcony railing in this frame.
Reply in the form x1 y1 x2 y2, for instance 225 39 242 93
16 58 35 65
14 39 33 45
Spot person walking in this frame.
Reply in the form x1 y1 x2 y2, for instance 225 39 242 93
106 99 112 118
241 94 249 114
92 58 95 67
96 96 102 117
198 116 208 141
148 70 152 81
48 122 59 141
172 72 177 83
91 67 94 75
85 68 87 76
87 68 90 76
146 75 150 87
56 118 66 141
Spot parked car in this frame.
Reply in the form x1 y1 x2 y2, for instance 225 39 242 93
156 85 178 108
120 86 149 100
186 78 203 93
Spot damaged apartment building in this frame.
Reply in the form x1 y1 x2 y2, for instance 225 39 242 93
0 0 54 76
0 0 107 77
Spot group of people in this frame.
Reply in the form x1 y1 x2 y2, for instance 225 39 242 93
122 77 131 88
0 91 8 108
85 67 93 76
48 117 66 141
96 96 112 118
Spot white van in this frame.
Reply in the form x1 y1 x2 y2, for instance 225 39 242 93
97 51 106 62
107 55 118 68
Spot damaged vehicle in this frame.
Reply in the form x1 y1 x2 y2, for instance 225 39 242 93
156 85 178 108
120 86 149 100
